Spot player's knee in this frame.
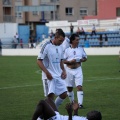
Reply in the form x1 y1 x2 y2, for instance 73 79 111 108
60 91 68 99
38 100 45 106
67 87 73 92
77 85 82 91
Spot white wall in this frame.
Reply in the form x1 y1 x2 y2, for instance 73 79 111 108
46 19 119 33
0 23 18 38
1 47 120 56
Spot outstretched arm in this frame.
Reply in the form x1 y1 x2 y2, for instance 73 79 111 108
65 103 73 120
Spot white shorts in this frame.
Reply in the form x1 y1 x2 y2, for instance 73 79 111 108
42 79 48 97
42 71 48 97
65 66 83 87
47 77 67 96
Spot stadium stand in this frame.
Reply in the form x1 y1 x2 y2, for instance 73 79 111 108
78 31 120 47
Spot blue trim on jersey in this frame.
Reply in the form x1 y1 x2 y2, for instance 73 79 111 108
40 41 51 54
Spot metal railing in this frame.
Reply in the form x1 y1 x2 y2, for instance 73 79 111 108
2 43 29 49
2 0 12 6
3 15 16 22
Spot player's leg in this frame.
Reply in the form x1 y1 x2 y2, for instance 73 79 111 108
45 97 58 112
67 87 74 103
47 79 56 100
65 68 75 103
76 85 83 108
32 100 56 120
54 78 68 108
75 67 84 108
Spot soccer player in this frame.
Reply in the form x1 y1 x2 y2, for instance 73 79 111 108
61 35 70 53
32 98 102 120
37 29 70 97
37 29 67 108
63 33 87 108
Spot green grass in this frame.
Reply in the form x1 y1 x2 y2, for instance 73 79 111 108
0 56 120 120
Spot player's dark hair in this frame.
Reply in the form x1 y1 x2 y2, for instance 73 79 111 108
55 29 65 38
56 28 63 33
87 110 102 120
70 33 79 44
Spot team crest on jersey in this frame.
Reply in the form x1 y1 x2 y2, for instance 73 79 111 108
56 48 58 53
73 51 76 55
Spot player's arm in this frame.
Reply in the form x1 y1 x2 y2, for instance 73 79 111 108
63 59 76 65
80 57 87 62
80 48 87 62
63 49 76 65
37 59 53 80
72 101 79 116
60 60 66 79
65 103 73 120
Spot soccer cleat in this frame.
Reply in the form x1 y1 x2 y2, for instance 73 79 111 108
79 104 84 109
37 115 44 120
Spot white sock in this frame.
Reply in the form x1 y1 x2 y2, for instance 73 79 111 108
55 96 64 108
67 91 74 102
77 91 83 105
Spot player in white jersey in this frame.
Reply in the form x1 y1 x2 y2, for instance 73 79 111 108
37 29 70 97
61 36 70 53
37 30 67 108
63 34 87 108
32 98 102 120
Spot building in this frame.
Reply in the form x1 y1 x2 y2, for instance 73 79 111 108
84 0 120 20
0 0 96 23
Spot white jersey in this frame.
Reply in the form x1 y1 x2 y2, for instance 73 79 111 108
37 40 64 79
49 111 87 120
64 46 87 61
60 37 70 53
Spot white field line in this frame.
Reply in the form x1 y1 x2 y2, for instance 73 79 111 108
35 70 42 74
0 76 119 90
85 77 120 81
0 84 42 90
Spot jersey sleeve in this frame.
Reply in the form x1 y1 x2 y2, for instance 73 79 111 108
37 43 48 60
82 48 87 58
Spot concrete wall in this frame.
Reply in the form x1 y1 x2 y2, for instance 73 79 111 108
1 47 120 56
0 23 18 38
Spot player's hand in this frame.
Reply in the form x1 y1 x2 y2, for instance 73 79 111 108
72 101 79 111
46 72 53 80
70 59 76 64
61 70 67 79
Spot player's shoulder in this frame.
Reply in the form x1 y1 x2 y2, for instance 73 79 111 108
40 40 51 53
42 40 51 47
78 46 84 50
65 37 70 42
42 40 52 49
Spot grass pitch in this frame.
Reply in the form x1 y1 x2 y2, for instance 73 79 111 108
0 56 120 120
